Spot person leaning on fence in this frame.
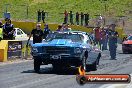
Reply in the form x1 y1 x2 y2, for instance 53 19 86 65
0 21 3 41
37 9 41 22
27 24 43 46
64 10 68 24
3 19 15 40
81 12 84 26
69 11 74 25
108 24 119 60
84 13 89 26
42 10 46 23
76 12 79 25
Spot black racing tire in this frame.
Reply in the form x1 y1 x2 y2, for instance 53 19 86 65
86 61 97 71
92 61 97 71
122 49 128 54
34 58 41 73
52 63 62 72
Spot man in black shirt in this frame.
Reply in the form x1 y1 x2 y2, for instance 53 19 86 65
27 24 43 45
3 19 15 40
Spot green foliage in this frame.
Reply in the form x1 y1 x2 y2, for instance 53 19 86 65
0 0 131 23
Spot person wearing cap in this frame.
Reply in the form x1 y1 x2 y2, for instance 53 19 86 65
43 24 51 39
108 24 119 60
63 24 71 32
56 25 62 31
3 19 15 40
0 21 3 41
27 24 43 45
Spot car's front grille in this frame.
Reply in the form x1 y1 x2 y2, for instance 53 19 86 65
45 46 71 54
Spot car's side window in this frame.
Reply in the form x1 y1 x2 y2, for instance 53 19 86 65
20 30 23 34
17 29 22 35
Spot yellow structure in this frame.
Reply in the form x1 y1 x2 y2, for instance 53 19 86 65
0 40 22 62
2 20 127 40
0 40 8 62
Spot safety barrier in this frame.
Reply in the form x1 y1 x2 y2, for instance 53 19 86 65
1 20 127 40
0 40 22 62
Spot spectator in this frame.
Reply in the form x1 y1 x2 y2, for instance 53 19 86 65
42 10 46 23
84 13 89 26
27 24 43 45
56 25 62 31
100 27 106 50
94 27 101 49
64 10 68 24
0 21 3 41
81 12 84 26
3 19 15 40
63 24 71 31
108 24 119 60
76 12 79 25
37 9 41 22
43 24 51 39
69 11 74 25
103 26 109 50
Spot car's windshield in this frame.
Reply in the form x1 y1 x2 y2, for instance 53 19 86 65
127 36 132 40
46 33 84 42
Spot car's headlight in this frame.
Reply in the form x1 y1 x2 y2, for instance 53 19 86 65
32 47 38 52
74 48 81 53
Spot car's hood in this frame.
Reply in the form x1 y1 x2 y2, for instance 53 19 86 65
32 39 83 47
123 40 132 44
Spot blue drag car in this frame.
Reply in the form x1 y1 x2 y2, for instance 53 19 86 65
31 31 101 72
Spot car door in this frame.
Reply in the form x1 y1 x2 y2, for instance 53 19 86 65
85 34 99 65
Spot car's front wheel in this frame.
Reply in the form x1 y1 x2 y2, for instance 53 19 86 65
34 58 41 73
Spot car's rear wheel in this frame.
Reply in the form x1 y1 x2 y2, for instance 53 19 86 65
34 58 41 73
86 60 98 71
92 61 97 71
